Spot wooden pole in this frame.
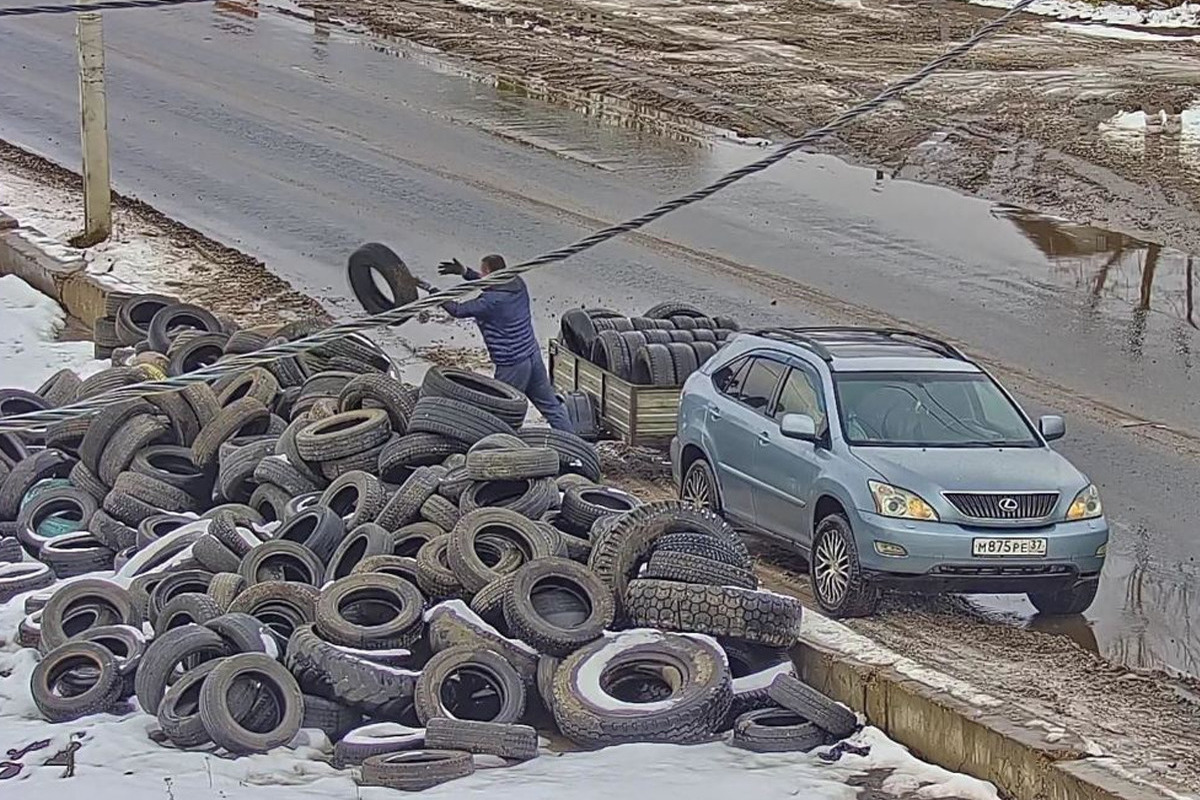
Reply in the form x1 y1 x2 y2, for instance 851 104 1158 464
74 10 111 247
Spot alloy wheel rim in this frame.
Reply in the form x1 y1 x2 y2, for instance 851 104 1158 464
814 531 851 606
681 467 711 508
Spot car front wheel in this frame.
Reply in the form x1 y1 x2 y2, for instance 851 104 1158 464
1027 579 1099 616
810 514 880 618
680 458 720 513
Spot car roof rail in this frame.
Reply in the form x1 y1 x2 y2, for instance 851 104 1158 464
748 328 835 361
788 326 969 360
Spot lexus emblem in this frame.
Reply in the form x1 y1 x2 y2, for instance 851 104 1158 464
998 497 1020 513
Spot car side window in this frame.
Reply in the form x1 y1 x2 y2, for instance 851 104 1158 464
713 356 749 397
773 367 826 429
737 358 787 413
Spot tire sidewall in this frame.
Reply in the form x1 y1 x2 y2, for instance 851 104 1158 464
809 514 867 617
681 458 721 513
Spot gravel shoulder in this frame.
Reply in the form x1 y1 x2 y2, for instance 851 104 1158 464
296 0 1200 255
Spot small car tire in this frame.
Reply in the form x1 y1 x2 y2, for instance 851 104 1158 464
1027 579 1099 616
809 513 880 618
680 457 720 513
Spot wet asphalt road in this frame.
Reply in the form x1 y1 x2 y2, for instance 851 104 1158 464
0 1 1197 675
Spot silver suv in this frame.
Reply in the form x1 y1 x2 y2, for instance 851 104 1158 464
670 327 1108 617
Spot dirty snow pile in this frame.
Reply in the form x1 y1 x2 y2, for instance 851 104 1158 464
0 275 104 389
970 0 1200 27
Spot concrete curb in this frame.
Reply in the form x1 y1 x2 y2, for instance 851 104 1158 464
0 211 139 326
795 635 1177 800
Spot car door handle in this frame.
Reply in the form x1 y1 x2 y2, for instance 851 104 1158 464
757 431 771 446
708 407 722 421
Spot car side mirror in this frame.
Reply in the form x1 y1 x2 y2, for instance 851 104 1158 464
1039 414 1066 441
780 413 818 442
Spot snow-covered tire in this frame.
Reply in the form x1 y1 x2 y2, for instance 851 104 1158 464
502 557 613 657
199 653 303 755
315 574 424 650
730 707 828 753
552 631 731 747
515 428 601 482
285 625 417 716
31 641 123 722
414 645 526 724
421 368 528 429
426 603 537 685
625 580 803 648
135 623 231 714
425 718 538 760
459 477 557 519
767 673 858 738
642 550 757 589
359 750 475 791
333 723 424 767
240 540 324 586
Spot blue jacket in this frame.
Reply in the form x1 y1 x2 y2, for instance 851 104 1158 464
443 268 540 366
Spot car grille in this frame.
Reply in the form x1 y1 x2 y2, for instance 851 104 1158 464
944 492 1059 520
934 565 1074 577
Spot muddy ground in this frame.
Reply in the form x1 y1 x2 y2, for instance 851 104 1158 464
0 142 329 328
297 0 1200 256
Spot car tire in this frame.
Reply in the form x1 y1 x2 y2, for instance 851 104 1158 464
679 457 721 513
809 513 879 618
1027 579 1099 616
347 242 419 315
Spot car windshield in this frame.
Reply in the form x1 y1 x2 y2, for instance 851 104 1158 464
833 371 1040 447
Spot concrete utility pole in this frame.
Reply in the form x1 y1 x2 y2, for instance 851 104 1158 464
73 9 112 247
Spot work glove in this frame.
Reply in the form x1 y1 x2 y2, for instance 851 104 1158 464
437 258 466 277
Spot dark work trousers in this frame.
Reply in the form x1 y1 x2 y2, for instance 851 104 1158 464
494 353 574 432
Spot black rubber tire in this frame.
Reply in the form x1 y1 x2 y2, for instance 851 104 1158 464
147 304 222 353
315 573 424 650
146 569 219 627
283 492 323 521
645 302 705 319
240 540 324 586
78 366 143 399
194 533 244 574
552 632 731 747
421 368 529 428
625 579 803 647
38 532 115 578
652 531 748 568
379 433 463 481
420 494 461 531
359 750 475 791
536 654 559 715
215 367 280 409
467 573 516 631
302 693 363 740
409 396 514 446
390 522 443 557
1028 579 1100 616
0 448 75 520
134 623 231 714
69 460 108 502
158 659 254 747
16 486 97 554
588 501 748 611
296 409 392 462
325 523 394 583
45 415 90 455
424 718 538 761
132 444 213 503
425 604 538 690
333 722 425 766
514 428 601 482
209 508 264 558
502 557 614 657
98 416 173 487
192 398 271 470
88 509 137 551
352 555 422 588
116 293 174 344
560 309 598 357
275 416 327 489
643 550 758 589
591 331 632 380
249 482 292 523
465 447 558 481
274 506 345 564
74 623 148 697
207 573 248 612
767 672 858 737
155 591 224 635
228 581 319 648
667 341 701 382
101 487 163 528
0 562 55 602
448 508 550 593
375 466 441 530
113 471 198 513
667 329 696 344
415 537 463 600
414 645 527 725
199 652 304 754
31 640 123 722
37 368 83 407
348 242 419 315
459 477 557 519
254 456 319 499
809 513 880 618
285 624 417 715
339 374 415 433
77 400 154 475
39 577 141 652
559 485 640 536
731 707 829 753
318 470 385 531
0 536 21 563
167 333 230 376
632 343 677 387
691 340 718 365
224 329 271 355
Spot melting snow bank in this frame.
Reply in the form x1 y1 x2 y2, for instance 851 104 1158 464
0 275 106 390
968 0 1200 28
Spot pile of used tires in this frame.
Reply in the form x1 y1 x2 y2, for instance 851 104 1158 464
559 302 740 387
0 292 855 793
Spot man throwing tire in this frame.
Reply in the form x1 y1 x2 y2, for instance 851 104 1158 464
438 254 573 432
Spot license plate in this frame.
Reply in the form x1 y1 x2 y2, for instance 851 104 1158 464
972 537 1047 557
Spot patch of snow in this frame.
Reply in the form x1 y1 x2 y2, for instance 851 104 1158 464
732 660 794 693
327 643 413 664
0 275 107 390
967 0 1200 29
1104 110 1149 131
260 632 281 660
339 722 425 748
1047 20 1200 39
1180 104 1200 171
425 599 540 656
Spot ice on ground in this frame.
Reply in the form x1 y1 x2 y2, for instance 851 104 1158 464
969 0 1200 29
0 275 106 390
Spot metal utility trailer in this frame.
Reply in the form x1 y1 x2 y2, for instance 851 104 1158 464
548 339 680 447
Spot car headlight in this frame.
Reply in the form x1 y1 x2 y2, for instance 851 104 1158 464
1067 484 1103 520
869 481 938 521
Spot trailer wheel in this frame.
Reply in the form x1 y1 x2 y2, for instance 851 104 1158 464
348 243 419 315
